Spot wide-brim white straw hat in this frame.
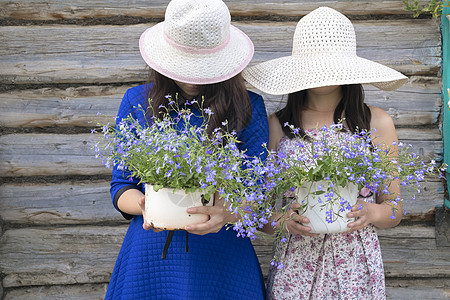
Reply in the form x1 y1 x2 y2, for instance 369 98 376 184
139 0 254 85
242 7 408 95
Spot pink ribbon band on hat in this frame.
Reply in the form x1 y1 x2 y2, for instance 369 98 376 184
163 31 231 55
145 54 253 85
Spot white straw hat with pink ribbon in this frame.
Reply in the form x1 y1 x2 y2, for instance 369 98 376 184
139 0 254 85
242 7 408 95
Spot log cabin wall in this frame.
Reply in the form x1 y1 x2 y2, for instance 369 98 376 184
0 0 448 299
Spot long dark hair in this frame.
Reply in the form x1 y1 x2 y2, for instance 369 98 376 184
275 84 371 139
147 70 252 134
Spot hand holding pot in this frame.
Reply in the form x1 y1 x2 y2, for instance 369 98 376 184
285 203 318 237
137 195 163 232
185 193 238 235
347 199 373 231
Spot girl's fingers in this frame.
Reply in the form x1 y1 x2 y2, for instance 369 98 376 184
284 211 317 236
185 222 209 235
347 210 359 218
291 203 301 210
143 223 151 230
139 196 164 232
187 206 214 215
184 206 225 235
298 216 310 224
348 200 367 218
287 209 310 223
137 196 145 210
288 220 318 236
185 219 221 235
347 214 369 231
138 196 152 230
351 200 365 212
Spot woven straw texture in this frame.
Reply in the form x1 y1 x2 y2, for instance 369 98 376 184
139 0 254 84
242 7 408 95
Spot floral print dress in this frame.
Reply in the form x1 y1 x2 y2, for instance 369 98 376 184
267 129 386 300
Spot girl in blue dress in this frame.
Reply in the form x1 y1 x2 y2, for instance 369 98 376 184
105 0 268 299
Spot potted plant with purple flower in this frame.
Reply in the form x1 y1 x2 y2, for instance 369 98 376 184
264 121 446 239
93 95 272 238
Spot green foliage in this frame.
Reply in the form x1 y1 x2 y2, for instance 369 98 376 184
403 0 449 18
265 122 446 267
93 95 272 239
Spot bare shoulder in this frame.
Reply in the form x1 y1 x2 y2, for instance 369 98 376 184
268 113 284 151
368 105 398 147
369 105 394 130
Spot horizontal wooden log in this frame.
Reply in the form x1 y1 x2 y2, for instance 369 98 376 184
0 20 440 85
0 181 127 225
0 0 427 21
0 80 441 128
1 224 448 288
386 277 450 289
382 247 450 278
386 287 450 299
3 284 108 300
400 178 445 221
0 133 104 177
3 282 449 300
377 224 436 239
376 225 437 250
377 225 450 279
0 85 127 128
0 226 127 288
0 178 443 226
386 277 450 299
396 128 442 141
0 132 443 177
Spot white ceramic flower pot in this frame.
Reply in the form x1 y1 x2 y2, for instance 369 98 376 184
144 184 213 230
296 181 358 234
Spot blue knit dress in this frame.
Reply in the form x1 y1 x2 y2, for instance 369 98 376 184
106 84 269 299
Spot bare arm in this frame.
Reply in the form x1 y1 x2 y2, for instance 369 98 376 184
347 106 403 230
117 188 158 231
117 188 144 215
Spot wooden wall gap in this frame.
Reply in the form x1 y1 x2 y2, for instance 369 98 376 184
0 175 112 184
0 82 145 93
0 17 163 27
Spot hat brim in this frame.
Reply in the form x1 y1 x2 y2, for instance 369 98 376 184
139 23 254 85
242 54 408 95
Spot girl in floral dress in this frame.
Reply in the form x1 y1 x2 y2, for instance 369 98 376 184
242 7 408 300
